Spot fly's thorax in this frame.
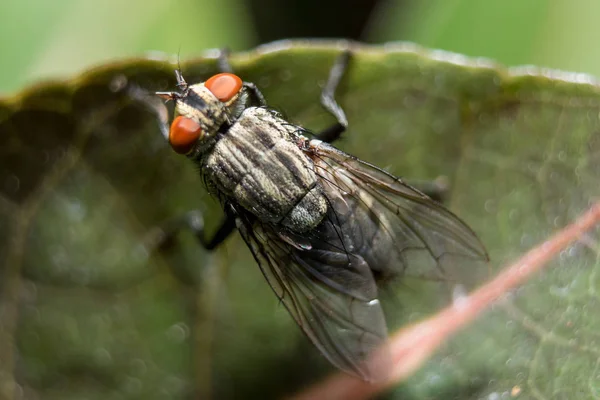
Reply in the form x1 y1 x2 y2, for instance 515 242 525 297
203 107 328 232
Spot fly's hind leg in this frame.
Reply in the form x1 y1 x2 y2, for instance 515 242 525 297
315 50 352 143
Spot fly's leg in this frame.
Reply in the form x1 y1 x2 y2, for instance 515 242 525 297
147 210 236 252
243 81 267 106
217 48 267 106
315 50 351 143
219 47 349 126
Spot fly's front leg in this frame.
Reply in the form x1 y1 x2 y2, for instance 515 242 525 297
243 81 267 106
315 50 352 143
146 210 236 253
217 48 267 107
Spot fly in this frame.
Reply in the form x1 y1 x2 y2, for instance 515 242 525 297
143 50 489 380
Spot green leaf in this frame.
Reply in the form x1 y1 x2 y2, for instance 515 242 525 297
1 40 598 399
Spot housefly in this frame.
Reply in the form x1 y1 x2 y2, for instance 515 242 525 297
144 50 489 380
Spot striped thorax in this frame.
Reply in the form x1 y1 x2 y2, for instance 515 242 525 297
158 71 328 232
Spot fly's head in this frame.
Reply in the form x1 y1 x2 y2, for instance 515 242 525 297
157 70 249 155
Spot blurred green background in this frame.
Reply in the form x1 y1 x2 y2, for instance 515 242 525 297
2 0 600 94
2 1 600 399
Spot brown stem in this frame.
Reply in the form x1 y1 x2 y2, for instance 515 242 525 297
291 202 600 400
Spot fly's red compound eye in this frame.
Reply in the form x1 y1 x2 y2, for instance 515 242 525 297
205 73 243 102
169 116 202 154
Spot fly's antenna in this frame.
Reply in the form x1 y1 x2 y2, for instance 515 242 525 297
175 70 188 91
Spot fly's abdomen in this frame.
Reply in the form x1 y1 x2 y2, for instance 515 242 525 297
205 108 327 232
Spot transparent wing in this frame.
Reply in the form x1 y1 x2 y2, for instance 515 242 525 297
234 207 389 380
232 141 488 380
307 141 489 287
